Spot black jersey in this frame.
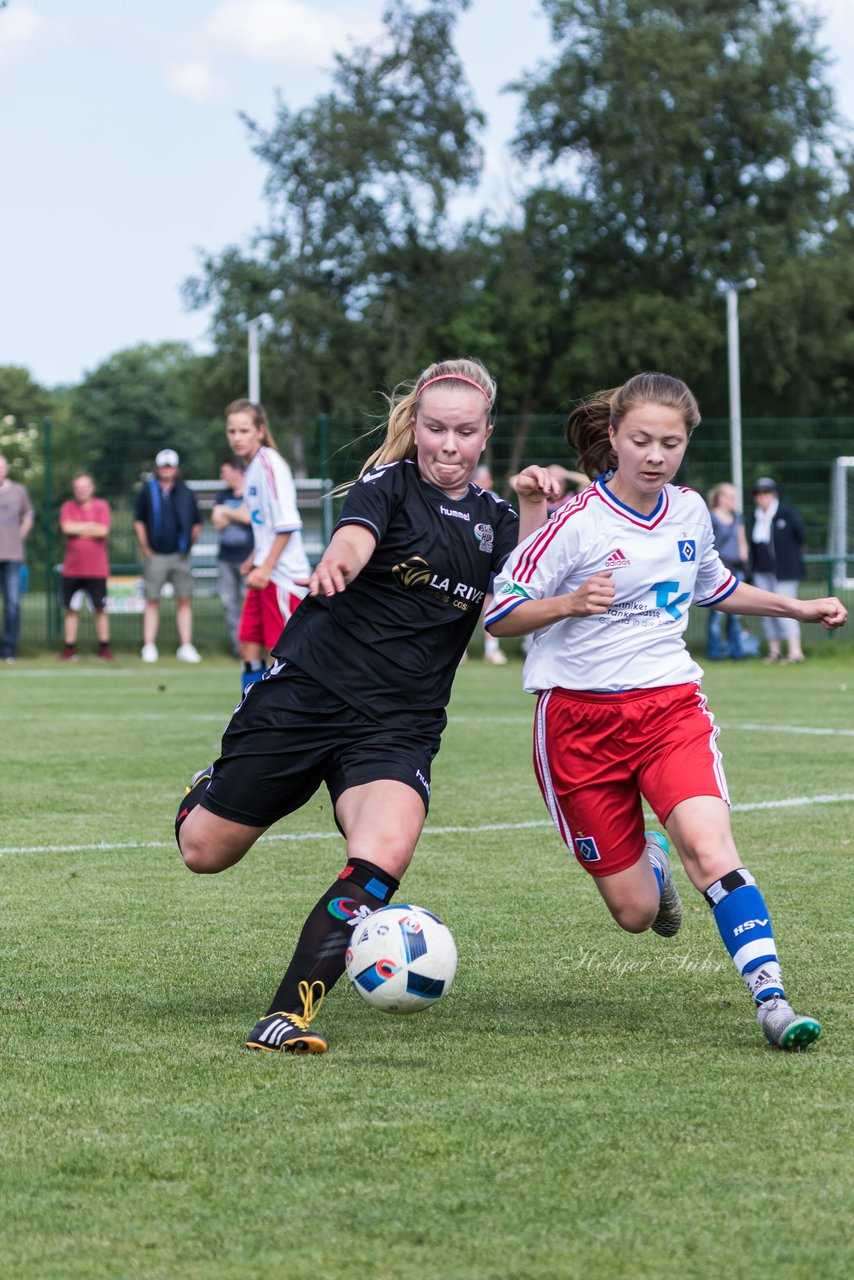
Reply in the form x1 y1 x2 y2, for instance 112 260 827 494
272 459 519 717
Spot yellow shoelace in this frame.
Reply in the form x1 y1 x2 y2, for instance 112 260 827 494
293 979 325 1029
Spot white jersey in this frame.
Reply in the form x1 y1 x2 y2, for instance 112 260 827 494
243 446 311 586
486 477 737 692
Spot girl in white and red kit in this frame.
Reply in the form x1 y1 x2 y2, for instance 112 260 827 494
485 372 847 1051
224 399 311 693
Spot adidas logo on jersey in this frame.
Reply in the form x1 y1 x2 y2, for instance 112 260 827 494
603 548 631 569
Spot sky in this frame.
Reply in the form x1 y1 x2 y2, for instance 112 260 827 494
2 0 854 389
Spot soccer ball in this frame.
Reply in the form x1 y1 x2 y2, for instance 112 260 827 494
345 904 458 1014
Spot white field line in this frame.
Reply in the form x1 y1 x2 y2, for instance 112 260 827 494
25 715 854 733
2 794 853 857
452 717 854 738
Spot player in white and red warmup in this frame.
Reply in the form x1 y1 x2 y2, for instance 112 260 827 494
224 400 311 693
486 372 847 1051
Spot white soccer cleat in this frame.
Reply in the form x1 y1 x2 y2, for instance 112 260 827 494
141 643 159 663
176 643 202 663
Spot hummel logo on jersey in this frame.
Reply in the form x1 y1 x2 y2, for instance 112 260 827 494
603 548 631 569
440 505 470 522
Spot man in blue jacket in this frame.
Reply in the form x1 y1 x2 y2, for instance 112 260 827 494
750 476 806 663
133 449 202 663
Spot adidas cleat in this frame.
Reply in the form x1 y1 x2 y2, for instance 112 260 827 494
175 765 213 843
246 980 328 1055
184 765 213 797
757 997 821 1051
645 830 683 938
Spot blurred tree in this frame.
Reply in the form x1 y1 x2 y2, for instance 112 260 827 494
0 366 53 435
511 0 853 414
60 343 219 490
183 0 485 455
740 162 854 415
515 0 842 287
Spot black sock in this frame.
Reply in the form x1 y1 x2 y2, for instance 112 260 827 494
99 640 110 651
265 859 400 1015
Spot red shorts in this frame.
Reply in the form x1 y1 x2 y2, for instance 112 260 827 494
237 581 306 651
533 683 729 878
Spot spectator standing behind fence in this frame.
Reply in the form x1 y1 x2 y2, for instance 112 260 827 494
0 454 33 663
224 400 310 694
706 482 749 661
133 449 202 664
211 455 254 658
58 472 113 661
750 476 806 664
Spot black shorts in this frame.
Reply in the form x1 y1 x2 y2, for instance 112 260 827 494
200 663 445 829
62 577 108 609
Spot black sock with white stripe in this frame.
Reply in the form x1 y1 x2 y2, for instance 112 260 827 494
264 859 399 1015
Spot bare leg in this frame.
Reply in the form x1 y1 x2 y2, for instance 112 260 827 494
143 600 159 646
64 608 79 646
176 596 193 647
178 804 267 874
94 607 110 644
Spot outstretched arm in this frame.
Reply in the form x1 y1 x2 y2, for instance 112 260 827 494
488 572 616 637
716 581 847 630
309 525 378 597
513 465 565 541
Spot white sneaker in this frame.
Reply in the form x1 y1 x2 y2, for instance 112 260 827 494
176 643 202 664
483 649 508 665
141 643 159 663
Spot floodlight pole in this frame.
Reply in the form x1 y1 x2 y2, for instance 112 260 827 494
723 278 757 508
247 315 264 403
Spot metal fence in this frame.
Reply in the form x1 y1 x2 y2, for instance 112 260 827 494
7 413 854 656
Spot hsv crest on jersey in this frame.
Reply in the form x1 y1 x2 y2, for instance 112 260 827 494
678 540 696 562
603 548 631 569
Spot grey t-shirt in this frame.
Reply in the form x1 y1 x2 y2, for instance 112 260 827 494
0 482 32 560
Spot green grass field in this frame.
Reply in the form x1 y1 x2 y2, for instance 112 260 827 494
2 654 853 1279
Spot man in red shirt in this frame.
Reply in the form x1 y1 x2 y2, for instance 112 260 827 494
59 472 113 660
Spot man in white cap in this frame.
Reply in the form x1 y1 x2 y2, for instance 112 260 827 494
133 449 202 662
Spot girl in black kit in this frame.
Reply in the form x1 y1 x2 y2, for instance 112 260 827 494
176 358 559 1053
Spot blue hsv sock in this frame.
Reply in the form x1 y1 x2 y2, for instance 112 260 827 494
705 869 785 1004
